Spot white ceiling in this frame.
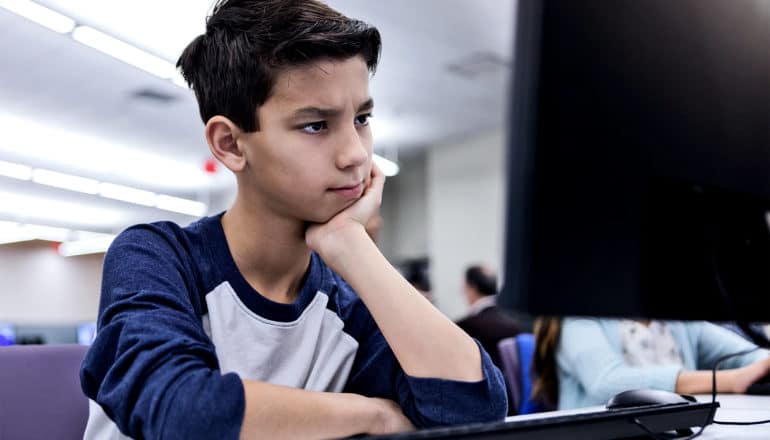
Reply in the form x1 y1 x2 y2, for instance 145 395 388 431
0 0 515 234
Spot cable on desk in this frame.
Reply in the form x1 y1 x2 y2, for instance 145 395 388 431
710 348 770 426
632 346 769 439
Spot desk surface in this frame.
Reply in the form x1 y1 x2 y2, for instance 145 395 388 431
504 394 770 439
695 394 770 439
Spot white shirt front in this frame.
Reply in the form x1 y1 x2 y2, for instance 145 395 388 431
619 320 685 368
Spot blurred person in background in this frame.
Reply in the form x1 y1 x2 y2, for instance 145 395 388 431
456 265 521 368
532 317 770 410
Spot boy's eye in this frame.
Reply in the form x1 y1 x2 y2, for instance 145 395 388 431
301 121 327 134
355 113 372 126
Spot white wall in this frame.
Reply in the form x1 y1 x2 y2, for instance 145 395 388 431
379 151 429 263
427 130 506 319
0 241 102 324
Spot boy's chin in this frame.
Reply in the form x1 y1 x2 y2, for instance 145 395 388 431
305 198 359 224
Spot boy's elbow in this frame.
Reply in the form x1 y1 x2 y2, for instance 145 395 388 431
409 366 508 428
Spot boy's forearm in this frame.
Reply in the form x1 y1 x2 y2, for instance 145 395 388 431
322 226 483 382
239 379 374 439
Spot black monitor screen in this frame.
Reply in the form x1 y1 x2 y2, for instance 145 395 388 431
501 0 770 321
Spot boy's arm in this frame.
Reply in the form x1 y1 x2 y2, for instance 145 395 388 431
238 380 411 439
83 224 411 440
308 165 482 382
307 165 508 426
324 226 483 381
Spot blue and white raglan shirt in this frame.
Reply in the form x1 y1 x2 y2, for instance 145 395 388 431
80 213 507 439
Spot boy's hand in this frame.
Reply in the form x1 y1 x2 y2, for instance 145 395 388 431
305 163 385 259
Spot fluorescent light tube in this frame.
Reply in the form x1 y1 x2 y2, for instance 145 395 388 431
0 0 76 34
21 224 71 242
156 195 207 216
59 235 116 257
0 114 215 191
373 154 400 177
0 191 124 226
99 182 157 206
0 160 33 180
0 221 32 245
0 223 70 244
172 72 189 89
32 169 100 194
72 26 176 79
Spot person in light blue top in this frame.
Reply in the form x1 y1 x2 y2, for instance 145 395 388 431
532 317 770 410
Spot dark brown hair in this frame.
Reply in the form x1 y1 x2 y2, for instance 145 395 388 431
177 0 381 132
531 317 562 408
465 265 497 296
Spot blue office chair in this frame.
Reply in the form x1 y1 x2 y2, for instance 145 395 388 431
497 333 545 415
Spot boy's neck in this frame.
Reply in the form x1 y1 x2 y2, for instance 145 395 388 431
221 196 311 305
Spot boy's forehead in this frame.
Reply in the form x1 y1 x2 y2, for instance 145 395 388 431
269 57 371 111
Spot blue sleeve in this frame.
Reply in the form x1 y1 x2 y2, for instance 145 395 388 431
341 299 507 428
558 318 682 402
690 321 769 370
79 225 245 440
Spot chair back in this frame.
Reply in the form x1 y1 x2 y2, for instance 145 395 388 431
0 344 89 440
498 333 545 414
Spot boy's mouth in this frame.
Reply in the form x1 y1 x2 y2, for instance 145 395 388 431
329 181 364 199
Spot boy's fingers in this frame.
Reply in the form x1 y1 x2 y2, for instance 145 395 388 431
368 164 385 205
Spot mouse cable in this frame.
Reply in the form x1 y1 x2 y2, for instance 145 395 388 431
710 249 770 426
631 347 768 439
710 349 770 426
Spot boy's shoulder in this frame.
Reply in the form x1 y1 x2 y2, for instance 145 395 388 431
111 214 220 252
105 215 223 285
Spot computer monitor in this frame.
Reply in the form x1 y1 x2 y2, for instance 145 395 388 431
500 0 770 323
77 322 97 346
0 323 16 346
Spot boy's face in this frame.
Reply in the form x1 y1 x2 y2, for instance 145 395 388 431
237 56 374 223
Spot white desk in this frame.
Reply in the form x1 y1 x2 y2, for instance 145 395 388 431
503 394 770 439
695 394 770 439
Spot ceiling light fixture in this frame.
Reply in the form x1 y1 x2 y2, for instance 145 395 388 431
155 195 207 217
32 169 100 194
0 159 208 216
372 154 400 177
99 182 156 207
0 160 33 181
0 0 75 34
72 25 177 79
0 190 125 227
0 114 214 191
58 234 116 257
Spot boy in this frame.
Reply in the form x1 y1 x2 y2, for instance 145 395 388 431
80 1 507 438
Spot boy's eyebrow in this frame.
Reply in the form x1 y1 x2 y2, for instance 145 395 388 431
357 98 374 112
291 98 374 119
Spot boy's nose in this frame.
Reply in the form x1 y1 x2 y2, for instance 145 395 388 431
335 128 369 170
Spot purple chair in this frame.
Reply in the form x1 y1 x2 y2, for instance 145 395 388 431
0 344 89 440
498 334 550 414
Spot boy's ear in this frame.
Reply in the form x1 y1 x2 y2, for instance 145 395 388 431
205 116 246 172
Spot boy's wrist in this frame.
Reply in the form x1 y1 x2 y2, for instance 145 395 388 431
313 223 370 265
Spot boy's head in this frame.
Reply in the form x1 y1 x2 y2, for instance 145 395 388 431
178 0 382 223
177 0 381 132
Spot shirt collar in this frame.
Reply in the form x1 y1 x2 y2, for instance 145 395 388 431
466 295 497 316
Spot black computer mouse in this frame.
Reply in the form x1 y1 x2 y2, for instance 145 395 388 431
606 389 696 410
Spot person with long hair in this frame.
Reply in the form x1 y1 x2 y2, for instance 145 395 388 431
532 317 770 409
